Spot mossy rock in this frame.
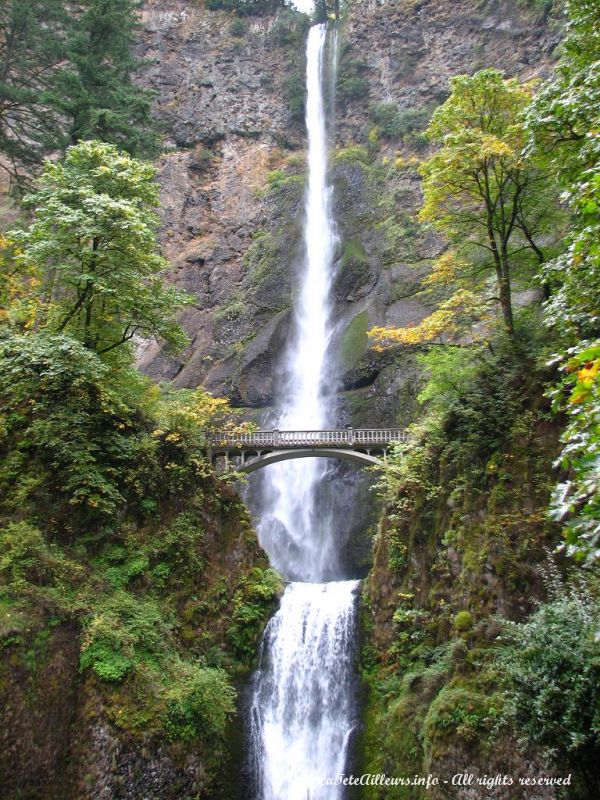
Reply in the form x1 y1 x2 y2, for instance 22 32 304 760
339 310 370 374
333 238 375 301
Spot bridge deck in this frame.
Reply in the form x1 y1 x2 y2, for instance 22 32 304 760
208 428 408 452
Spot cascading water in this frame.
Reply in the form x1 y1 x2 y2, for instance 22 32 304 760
249 23 359 800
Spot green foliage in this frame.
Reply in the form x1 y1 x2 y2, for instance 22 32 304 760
0 1 159 182
226 567 282 663
52 0 159 158
229 17 247 37
80 591 169 681
416 347 481 415
0 1 66 178
549 344 600 561
498 581 600 782
150 511 206 575
0 521 83 598
453 610 473 632
163 660 236 741
333 144 372 166
283 73 306 123
0 334 135 521
370 102 431 142
337 51 370 104
420 68 561 336
423 684 499 750
526 0 600 560
268 8 310 47
0 332 236 526
10 141 190 357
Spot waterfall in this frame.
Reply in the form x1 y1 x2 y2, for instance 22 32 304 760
249 24 359 800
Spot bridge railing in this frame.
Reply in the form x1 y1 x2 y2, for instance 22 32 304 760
207 428 408 449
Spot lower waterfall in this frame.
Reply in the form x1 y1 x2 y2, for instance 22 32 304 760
248 21 360 800
250 582 359 800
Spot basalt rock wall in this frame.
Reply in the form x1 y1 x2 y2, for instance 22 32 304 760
139 0 560 425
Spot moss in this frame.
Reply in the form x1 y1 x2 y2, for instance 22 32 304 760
453 610 474 632
422 683 500 758
333 144 372 166
339 310 370 373
335 238 372 300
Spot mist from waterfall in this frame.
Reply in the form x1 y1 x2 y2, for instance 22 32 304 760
249 23 359 800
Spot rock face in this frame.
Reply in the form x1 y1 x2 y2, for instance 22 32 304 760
136 1 308 405
138 0 560 421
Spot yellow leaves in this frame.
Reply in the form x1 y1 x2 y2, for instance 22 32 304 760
423 250 468 287
368 290 481 349
569 358 600 405
1 233 44 331
478 134 515 160
577 361 600 383
155 388 257 440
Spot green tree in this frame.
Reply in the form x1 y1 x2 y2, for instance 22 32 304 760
0 1 66 179
526 0 600 561
528 0 600 340
10 141 189 357
418 69 558 336
0 1 158 182
53 0 159 157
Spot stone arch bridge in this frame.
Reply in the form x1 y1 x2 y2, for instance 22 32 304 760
207 429 408 474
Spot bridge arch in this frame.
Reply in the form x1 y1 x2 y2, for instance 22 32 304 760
238 447 384 474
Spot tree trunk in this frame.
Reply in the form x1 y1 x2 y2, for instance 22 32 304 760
498 273 514 335
499 242 514 336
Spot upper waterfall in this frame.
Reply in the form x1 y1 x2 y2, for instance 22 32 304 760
255 22 339 583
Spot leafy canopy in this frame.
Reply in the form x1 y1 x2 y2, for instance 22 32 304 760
525 0 600 561
9 141 190 357
370 69 560 349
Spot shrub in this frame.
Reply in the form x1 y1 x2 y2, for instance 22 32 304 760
337 54 370 105
268 9 310 47
371 102 432 140
80 592 170 682
0 521 83 597
163 661 236 741
453 610 473 632
498 589 600 783
229 17 247 36
0 334 136 521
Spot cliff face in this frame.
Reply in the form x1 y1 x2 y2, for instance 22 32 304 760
138 0 560 425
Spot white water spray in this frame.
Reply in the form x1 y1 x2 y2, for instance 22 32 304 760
250 24 359 800
256 23 339 582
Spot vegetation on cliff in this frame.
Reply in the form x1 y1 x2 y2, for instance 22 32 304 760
361 1 600 797
0 137 279 797
0 0 599 797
